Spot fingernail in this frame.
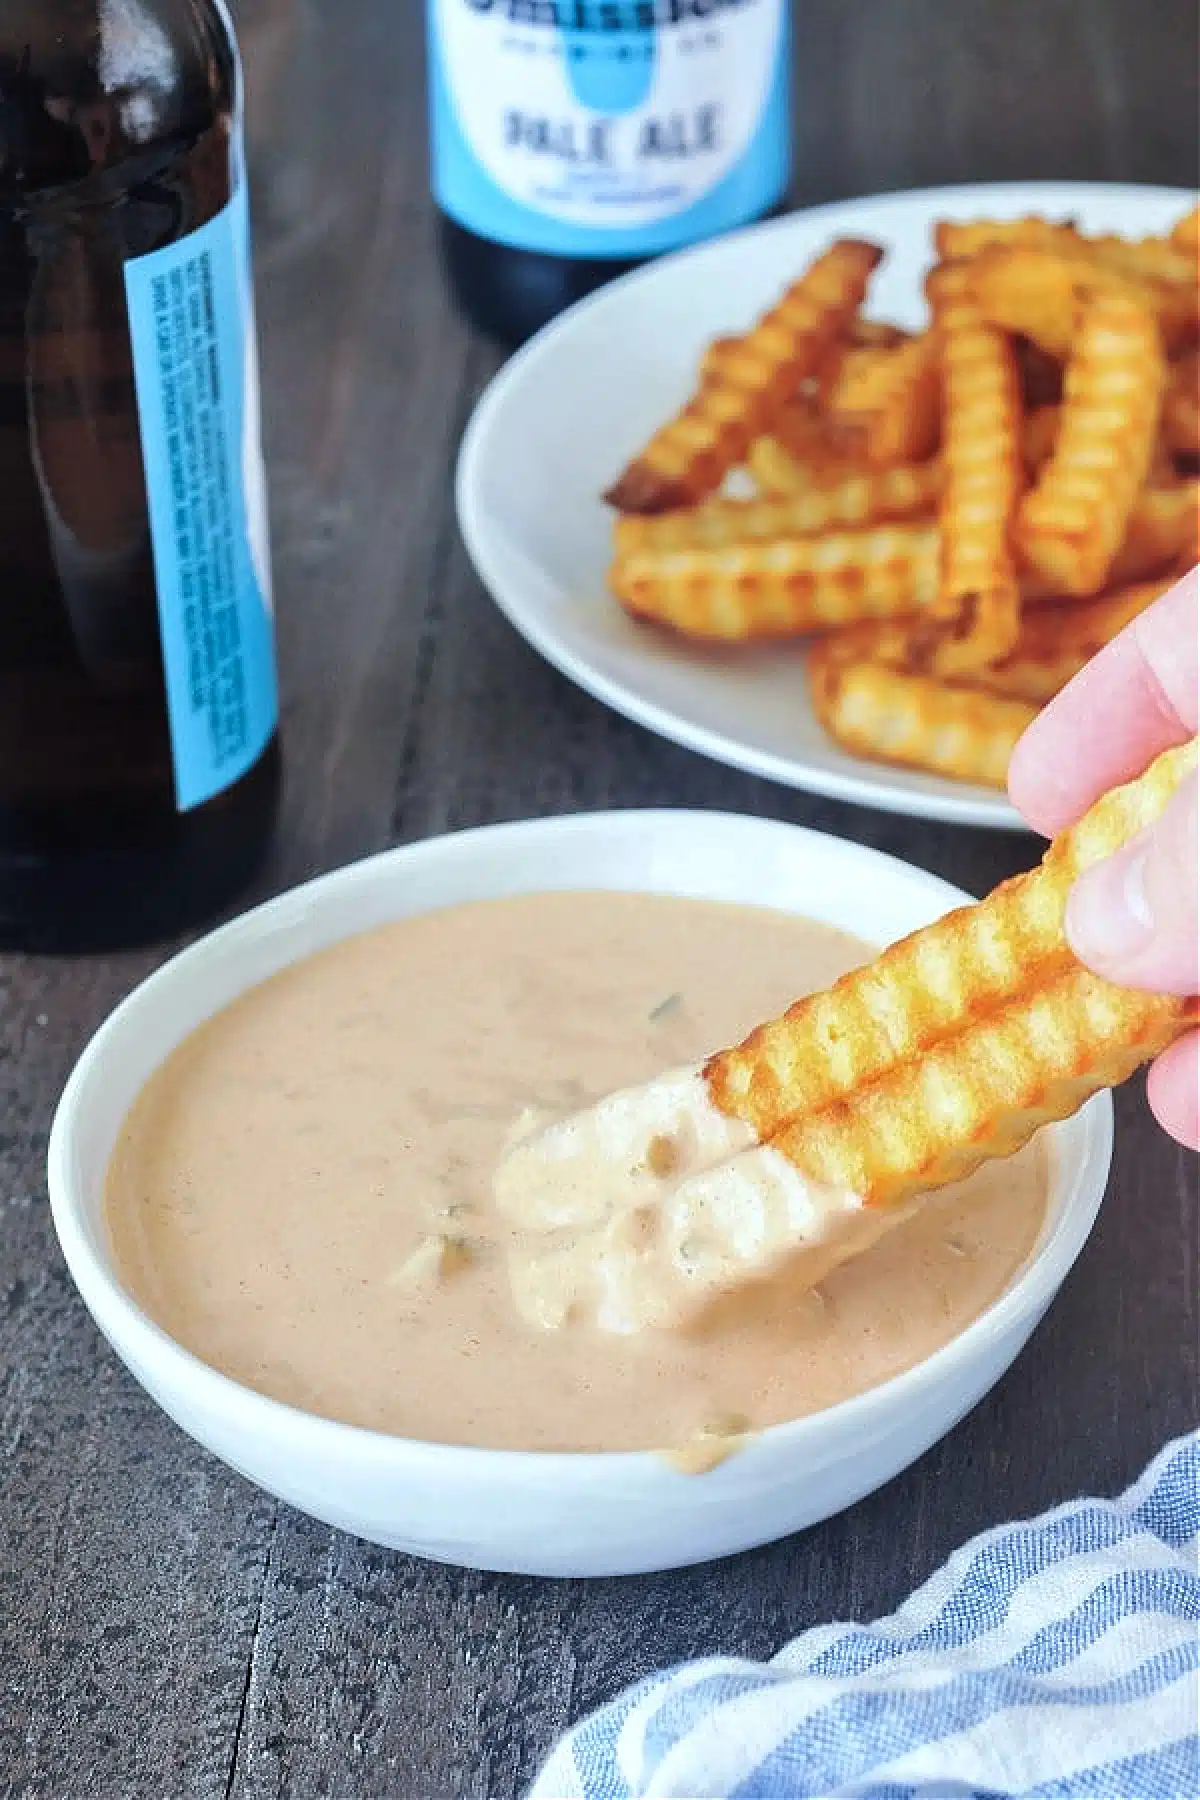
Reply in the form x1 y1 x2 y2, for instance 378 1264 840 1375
1066 843 1154 969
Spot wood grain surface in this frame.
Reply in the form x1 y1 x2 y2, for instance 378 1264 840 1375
1 3 1196 1795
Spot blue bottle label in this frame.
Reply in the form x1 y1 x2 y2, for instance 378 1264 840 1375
123 152 278 813
428 0 791 258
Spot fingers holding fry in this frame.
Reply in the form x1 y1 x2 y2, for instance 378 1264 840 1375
709 738 1197 1160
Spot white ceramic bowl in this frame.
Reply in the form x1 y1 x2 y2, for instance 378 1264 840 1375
49 812 1112 1577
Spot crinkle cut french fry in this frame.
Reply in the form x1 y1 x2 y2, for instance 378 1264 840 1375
1170 203 1199 254
613 461 941 555
1015 288 1167 596
743 399 866 496
819 330 942 466
928 268 1024 669
805 656 1034 788
1106 480 1200 584
605 239 883 514
707 736 1199 1146
847 317 911 349
745 434 823 497
1162 351 1200 455
936 216 1195 285
968 246 1084 356
612 522 939 641
807 576 1170 705
943 226 1197 354
1016 480 1199 598
771 396 842 461
933 216 1078 262
769 964 1194 1213
964 578 1171 703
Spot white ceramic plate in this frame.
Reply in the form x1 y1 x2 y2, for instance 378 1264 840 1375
457 181 1193 831
49 811 1112 1576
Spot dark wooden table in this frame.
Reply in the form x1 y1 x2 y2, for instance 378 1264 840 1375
2 4 1197 1795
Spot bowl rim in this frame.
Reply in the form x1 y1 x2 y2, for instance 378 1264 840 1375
48 807 1114 1478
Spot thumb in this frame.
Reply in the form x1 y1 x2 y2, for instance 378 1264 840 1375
1065 769 1199 997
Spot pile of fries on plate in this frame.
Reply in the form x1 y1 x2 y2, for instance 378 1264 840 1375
603 204 1200 790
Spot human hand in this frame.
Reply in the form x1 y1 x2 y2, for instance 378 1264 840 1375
1008 569 1199 1150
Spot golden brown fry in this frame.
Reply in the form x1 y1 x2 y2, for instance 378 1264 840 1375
707 737 1199 1168
605 239 883 514
847 317 912 349
945 226 1196 353
611 521 939 641
769 962 1191 1213
745 434 823 497
1083 231 1196 289
968 245 1084 356
805 656 1035 787
744 399 868 495
1014 288 1167 596
1162 350 1200 455
1170 203 1199 255
936 216 1194 283
963 578 1171 702
819 329 942 466
808 576 1170 705
613 461 942 555
968 241 1197 359
933 216 1077 262
928 268 1024 669
1106 480 1200 584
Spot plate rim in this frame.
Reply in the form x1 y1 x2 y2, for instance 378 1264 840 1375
456 178 1194 833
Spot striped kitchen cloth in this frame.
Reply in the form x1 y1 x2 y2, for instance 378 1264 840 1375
530 1431 1199 1799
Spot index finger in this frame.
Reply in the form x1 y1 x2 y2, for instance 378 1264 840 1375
1008 567 1199 836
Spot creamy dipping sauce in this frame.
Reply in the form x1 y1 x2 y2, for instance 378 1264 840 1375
105 892 1049 1456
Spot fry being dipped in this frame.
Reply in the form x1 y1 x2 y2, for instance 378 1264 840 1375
498 739 1197 1334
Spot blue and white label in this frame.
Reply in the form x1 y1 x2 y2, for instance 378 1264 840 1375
428 0 791 257
124 166 278 813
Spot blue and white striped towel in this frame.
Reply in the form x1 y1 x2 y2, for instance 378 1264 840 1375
531 1432 1199 1799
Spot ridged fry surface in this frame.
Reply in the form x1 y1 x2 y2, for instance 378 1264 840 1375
819 330 941 466
768 965 1193 1209
605 240 882 514
707 737 1199 1144
612 461 940 556
612 522 939 641
806 657 1034 787
1015 290 1167 596
929 272 1024 668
